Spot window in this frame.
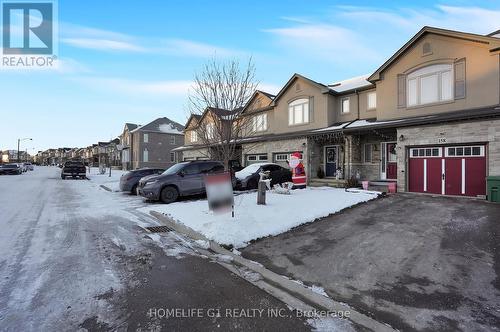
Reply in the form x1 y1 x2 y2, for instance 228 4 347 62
206 123 215 139
170 152 175 162
252 113 268 132
246 154 267 162
143 149 149 162
288 98 309 125
341 98 350 114
170 136 176 145
367 92 376 110
407 64 453 107
446 146 484 157
274 153 290 162
143 133 148 143
190 130 197 142
409 147 442 158
363 144 373 163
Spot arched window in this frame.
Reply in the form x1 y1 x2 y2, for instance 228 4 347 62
407 64 453 107
288 98 309 125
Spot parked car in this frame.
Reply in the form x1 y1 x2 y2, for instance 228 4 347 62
61 160 87 179
0 164 23 175
137 161 234 203
17 163 28 172
235 163 292 190
119 168 165 194
25 162 34 171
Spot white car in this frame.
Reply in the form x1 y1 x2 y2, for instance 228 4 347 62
25 162 34 171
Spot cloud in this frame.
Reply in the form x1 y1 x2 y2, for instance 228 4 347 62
264 24 381 64
60 22 240 57
69 76 192 97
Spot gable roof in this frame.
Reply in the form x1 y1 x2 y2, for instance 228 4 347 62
130 117 184 135
125 123 138 131
487 29 500 38
271 73 331 105
240 90 275 115
369 26 500 82
184 114 202 130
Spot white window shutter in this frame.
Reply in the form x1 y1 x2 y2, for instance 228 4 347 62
397 74 406 108
454 58 466 99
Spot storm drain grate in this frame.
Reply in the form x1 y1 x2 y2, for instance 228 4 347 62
145 226 172 233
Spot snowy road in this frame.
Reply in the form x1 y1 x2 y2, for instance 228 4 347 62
0 167 310 331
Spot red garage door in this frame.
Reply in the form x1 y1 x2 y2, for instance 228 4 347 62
408 145 486 197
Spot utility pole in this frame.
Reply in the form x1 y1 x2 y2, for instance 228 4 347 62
17 138 32 162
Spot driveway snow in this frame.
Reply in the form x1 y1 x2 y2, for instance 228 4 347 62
142 187 379 248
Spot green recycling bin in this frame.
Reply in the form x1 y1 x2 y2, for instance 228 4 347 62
487 176 500 203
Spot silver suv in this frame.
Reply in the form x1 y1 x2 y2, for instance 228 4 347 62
137 161 234 203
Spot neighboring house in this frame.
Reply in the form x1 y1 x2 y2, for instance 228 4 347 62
120 117 184 170
178 107 243 161
178 26 500 198
119 123 139 170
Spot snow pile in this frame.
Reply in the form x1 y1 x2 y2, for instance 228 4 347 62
86 167 126 191
235 163 270 180
328 74 373 93
158 123 183 134
142 187 379 248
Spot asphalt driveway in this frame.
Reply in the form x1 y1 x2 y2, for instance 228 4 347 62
242 193 500 331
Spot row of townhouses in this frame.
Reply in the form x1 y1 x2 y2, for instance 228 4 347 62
34 117 185 170
1 150 30 163
176 26 500 198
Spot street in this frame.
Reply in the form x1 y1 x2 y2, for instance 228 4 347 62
0 167 311 331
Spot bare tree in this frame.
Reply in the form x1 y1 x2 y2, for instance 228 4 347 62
188 57 259 169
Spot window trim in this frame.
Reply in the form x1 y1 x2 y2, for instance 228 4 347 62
341 97 350 114
288 98 310 126
143 133 149 143
367 92 376 110
363 143 374 163
445 145 485 157
252 113 268 132
406 64 454 107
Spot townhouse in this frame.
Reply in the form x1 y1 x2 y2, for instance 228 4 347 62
119 117 184 170
179 26 500 198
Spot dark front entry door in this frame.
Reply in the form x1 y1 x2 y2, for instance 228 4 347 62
325 147 337 177
386 143 397 179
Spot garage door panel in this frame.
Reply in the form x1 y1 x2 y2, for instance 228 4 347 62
445 158 462 196
409 158 424 192
465 157 486 196
426 159 442 194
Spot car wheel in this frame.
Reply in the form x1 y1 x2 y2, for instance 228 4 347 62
131 184 138 195
160 186 179 204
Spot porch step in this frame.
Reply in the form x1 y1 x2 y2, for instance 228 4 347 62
309 178 346 188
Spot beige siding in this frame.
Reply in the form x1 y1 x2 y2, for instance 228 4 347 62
376 34 500 121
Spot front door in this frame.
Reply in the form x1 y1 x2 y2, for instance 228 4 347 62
325 146 338 177
386 143 398 179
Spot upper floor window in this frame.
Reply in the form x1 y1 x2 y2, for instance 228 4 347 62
288 98 309 125
407 64 453 107
170 136 176 145
252 113 267 132
367 92 376 110
341 97 350 114
143 133 149 143
143 148 149 162
206 123 215 139
190 130 197 142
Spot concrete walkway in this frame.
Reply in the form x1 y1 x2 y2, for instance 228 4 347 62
242 194 500 331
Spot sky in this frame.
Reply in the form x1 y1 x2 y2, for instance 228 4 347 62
1 0 500 153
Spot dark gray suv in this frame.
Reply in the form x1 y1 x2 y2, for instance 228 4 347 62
137 161 232 203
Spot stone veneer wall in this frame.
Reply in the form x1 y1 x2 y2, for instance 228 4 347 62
396 118 500 192
181 147 210 160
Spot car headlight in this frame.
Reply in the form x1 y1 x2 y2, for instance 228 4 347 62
145 180 158 185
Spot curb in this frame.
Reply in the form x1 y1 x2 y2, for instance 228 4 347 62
99 184 112 192
150 211 396 332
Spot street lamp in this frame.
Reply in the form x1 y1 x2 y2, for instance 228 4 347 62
17 138 32 162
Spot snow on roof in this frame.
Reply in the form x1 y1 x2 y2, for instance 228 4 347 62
311 122 350 132
346 119 404 128
158 123 183 134
328 74 373 93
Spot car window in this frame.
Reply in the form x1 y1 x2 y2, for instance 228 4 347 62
183 163 200 175
162 162 187 175
208 164 224 173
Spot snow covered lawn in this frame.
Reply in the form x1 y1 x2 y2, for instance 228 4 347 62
86 167 126 192
141 187 380 248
